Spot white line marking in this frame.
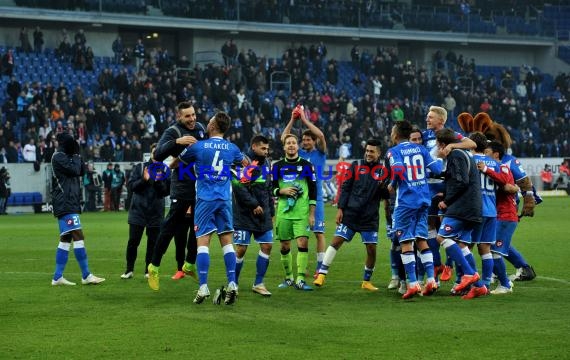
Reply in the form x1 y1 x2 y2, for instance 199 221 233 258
537 276 570 285
2 273 569 285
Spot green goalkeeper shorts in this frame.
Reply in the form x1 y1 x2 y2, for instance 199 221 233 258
275 217 309 241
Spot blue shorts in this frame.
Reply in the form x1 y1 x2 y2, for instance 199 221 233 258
491 221 518 256
334 223 378 244
233 229 273 245
393 206 429 243
57 214 82 236
438 217 477 244
194 199 233 237
310 200 325 233
471 216 497 244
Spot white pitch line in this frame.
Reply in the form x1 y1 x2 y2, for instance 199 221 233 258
1 272 569 286
537 276 570 285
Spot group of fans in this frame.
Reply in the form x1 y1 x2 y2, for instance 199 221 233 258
49 100 538 303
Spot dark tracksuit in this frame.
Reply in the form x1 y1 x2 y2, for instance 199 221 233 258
338 159 390 232
151 122 206 268
51 150 84 218
442 149 482 224
232 152 275 233
125 161 170 274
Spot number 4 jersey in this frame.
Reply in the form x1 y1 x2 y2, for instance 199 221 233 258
387 141 442 208
178 136 244 201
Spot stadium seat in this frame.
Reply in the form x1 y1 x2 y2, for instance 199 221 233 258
32 192 43 204
22 193 33 205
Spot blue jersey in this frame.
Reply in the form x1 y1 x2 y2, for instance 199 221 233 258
299 148 326 201
179 137 243 201
473 153 499 217
501 153 527 182
387 141 442 208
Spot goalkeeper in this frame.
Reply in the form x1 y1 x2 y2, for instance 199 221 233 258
272 133 316 291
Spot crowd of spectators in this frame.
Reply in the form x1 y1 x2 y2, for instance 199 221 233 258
1 37 569 167
55 28 95 71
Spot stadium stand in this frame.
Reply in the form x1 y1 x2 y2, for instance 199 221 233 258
1 1 569 165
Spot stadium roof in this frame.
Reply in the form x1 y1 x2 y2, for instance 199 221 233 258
0 5 554 47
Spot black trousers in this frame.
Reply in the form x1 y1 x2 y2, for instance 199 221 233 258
125 224 160 273
85 190 97 212
151 198 197 268
111 187 122 211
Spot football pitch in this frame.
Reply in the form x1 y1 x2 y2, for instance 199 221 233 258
1 198 569 359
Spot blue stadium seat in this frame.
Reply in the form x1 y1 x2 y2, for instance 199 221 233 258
32 192 43 204
22 193 33 205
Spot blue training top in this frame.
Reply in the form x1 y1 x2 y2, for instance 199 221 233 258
179 137 243 201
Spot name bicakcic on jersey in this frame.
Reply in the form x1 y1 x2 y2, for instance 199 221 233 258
147 161 426 182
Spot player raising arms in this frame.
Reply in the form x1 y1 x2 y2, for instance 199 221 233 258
273 133 317 291
178 111 247 305
313 138 389 291
282 104 327 275
387 121 443 299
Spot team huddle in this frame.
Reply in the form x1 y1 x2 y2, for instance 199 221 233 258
49 102 538 303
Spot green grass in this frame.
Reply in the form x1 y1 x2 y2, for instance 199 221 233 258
1 198 570 359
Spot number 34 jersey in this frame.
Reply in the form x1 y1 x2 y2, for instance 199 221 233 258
386 141 442 209
179 136 244 201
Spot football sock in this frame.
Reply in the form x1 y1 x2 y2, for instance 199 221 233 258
415 251 425 281
462 246 483 287
196 246 210 286
463 247 478 272
296 247 309 283
445 255 453 267
401 251 417 284
255 251 270 285
235 256 244 284
280 249 293 279
441 239 475 276
363 266 374 281
390 249 399 277
53 241 70 281
73 240 90 279
419 248 435 281
505 246 529 268
320 246 337 274
222 244 236 284
316 251 325 273
427 235 441 267
455 262 463 283
481 253 494 287
493 253 510 287
392 244 406 280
